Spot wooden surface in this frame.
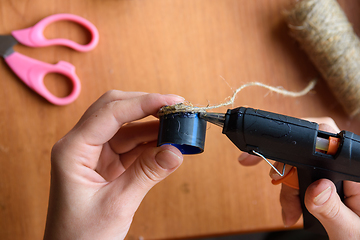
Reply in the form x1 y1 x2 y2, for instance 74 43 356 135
1 0 360 239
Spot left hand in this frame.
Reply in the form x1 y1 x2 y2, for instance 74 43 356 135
43 91 184 240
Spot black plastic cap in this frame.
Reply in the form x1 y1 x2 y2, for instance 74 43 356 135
157 112 207 154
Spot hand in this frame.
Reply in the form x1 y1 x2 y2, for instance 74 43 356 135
238 117 360 240
43 91 184 240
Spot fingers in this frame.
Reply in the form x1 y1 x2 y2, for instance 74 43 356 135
95 120 160 182
96 141 158 182
280 184 302 227
55 92 183 172
75 93 183 147
269 162 293 181
105 145 183 212
305 117 340 133
119 141 158 170
74 90 148 130
109 120 159 154
305 179 360 239
238 155 302 227
95 142 126 182
238 152 262 166
129 145 183 186
344 181 360 216
268 163 301 227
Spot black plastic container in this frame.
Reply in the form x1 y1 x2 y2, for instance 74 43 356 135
157 111 207 154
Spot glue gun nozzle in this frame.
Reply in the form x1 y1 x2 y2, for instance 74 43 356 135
199 112 225 128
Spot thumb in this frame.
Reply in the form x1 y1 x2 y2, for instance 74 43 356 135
122 145 183 197
305 179 360 239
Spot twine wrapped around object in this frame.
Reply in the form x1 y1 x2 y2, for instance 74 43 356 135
285 0 360 116
158 80 316 115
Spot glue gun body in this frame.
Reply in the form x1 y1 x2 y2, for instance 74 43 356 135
201 107 360 235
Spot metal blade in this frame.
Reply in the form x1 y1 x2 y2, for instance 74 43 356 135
199 112 225 128
0 35 18 58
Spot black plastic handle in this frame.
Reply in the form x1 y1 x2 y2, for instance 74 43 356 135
222 107 360 236
297 168 344 235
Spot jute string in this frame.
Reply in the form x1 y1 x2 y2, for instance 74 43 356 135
159 80 316 115
285 0 360 116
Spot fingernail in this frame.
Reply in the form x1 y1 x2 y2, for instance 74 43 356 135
269 162 281 180
269 162 288 181
155 149 182 170
165 94 185 102
238 152 249 162
314 186 332 206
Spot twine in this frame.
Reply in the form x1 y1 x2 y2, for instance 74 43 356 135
159 80 316 115
285 0 360 116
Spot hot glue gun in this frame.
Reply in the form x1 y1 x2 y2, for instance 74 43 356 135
199 107 360 236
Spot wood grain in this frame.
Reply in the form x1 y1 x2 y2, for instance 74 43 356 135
1 0 359 239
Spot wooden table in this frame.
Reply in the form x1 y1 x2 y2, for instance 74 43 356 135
1 0 360 239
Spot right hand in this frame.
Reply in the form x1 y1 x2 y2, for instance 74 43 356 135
238 117 360 240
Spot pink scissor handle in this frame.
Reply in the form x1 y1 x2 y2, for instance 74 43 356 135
11 13 99 52
5 52 81 105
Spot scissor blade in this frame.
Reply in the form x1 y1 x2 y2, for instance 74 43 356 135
0 35 18 58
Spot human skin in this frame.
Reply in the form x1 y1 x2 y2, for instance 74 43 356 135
43 92 360 240
43 91 185 240
238 117 360 240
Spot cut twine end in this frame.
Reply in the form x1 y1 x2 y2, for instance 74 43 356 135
159 79 317 116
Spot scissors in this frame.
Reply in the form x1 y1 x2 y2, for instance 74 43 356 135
0 13 99 105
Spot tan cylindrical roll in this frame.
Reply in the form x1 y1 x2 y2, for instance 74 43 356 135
285 0 360 116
